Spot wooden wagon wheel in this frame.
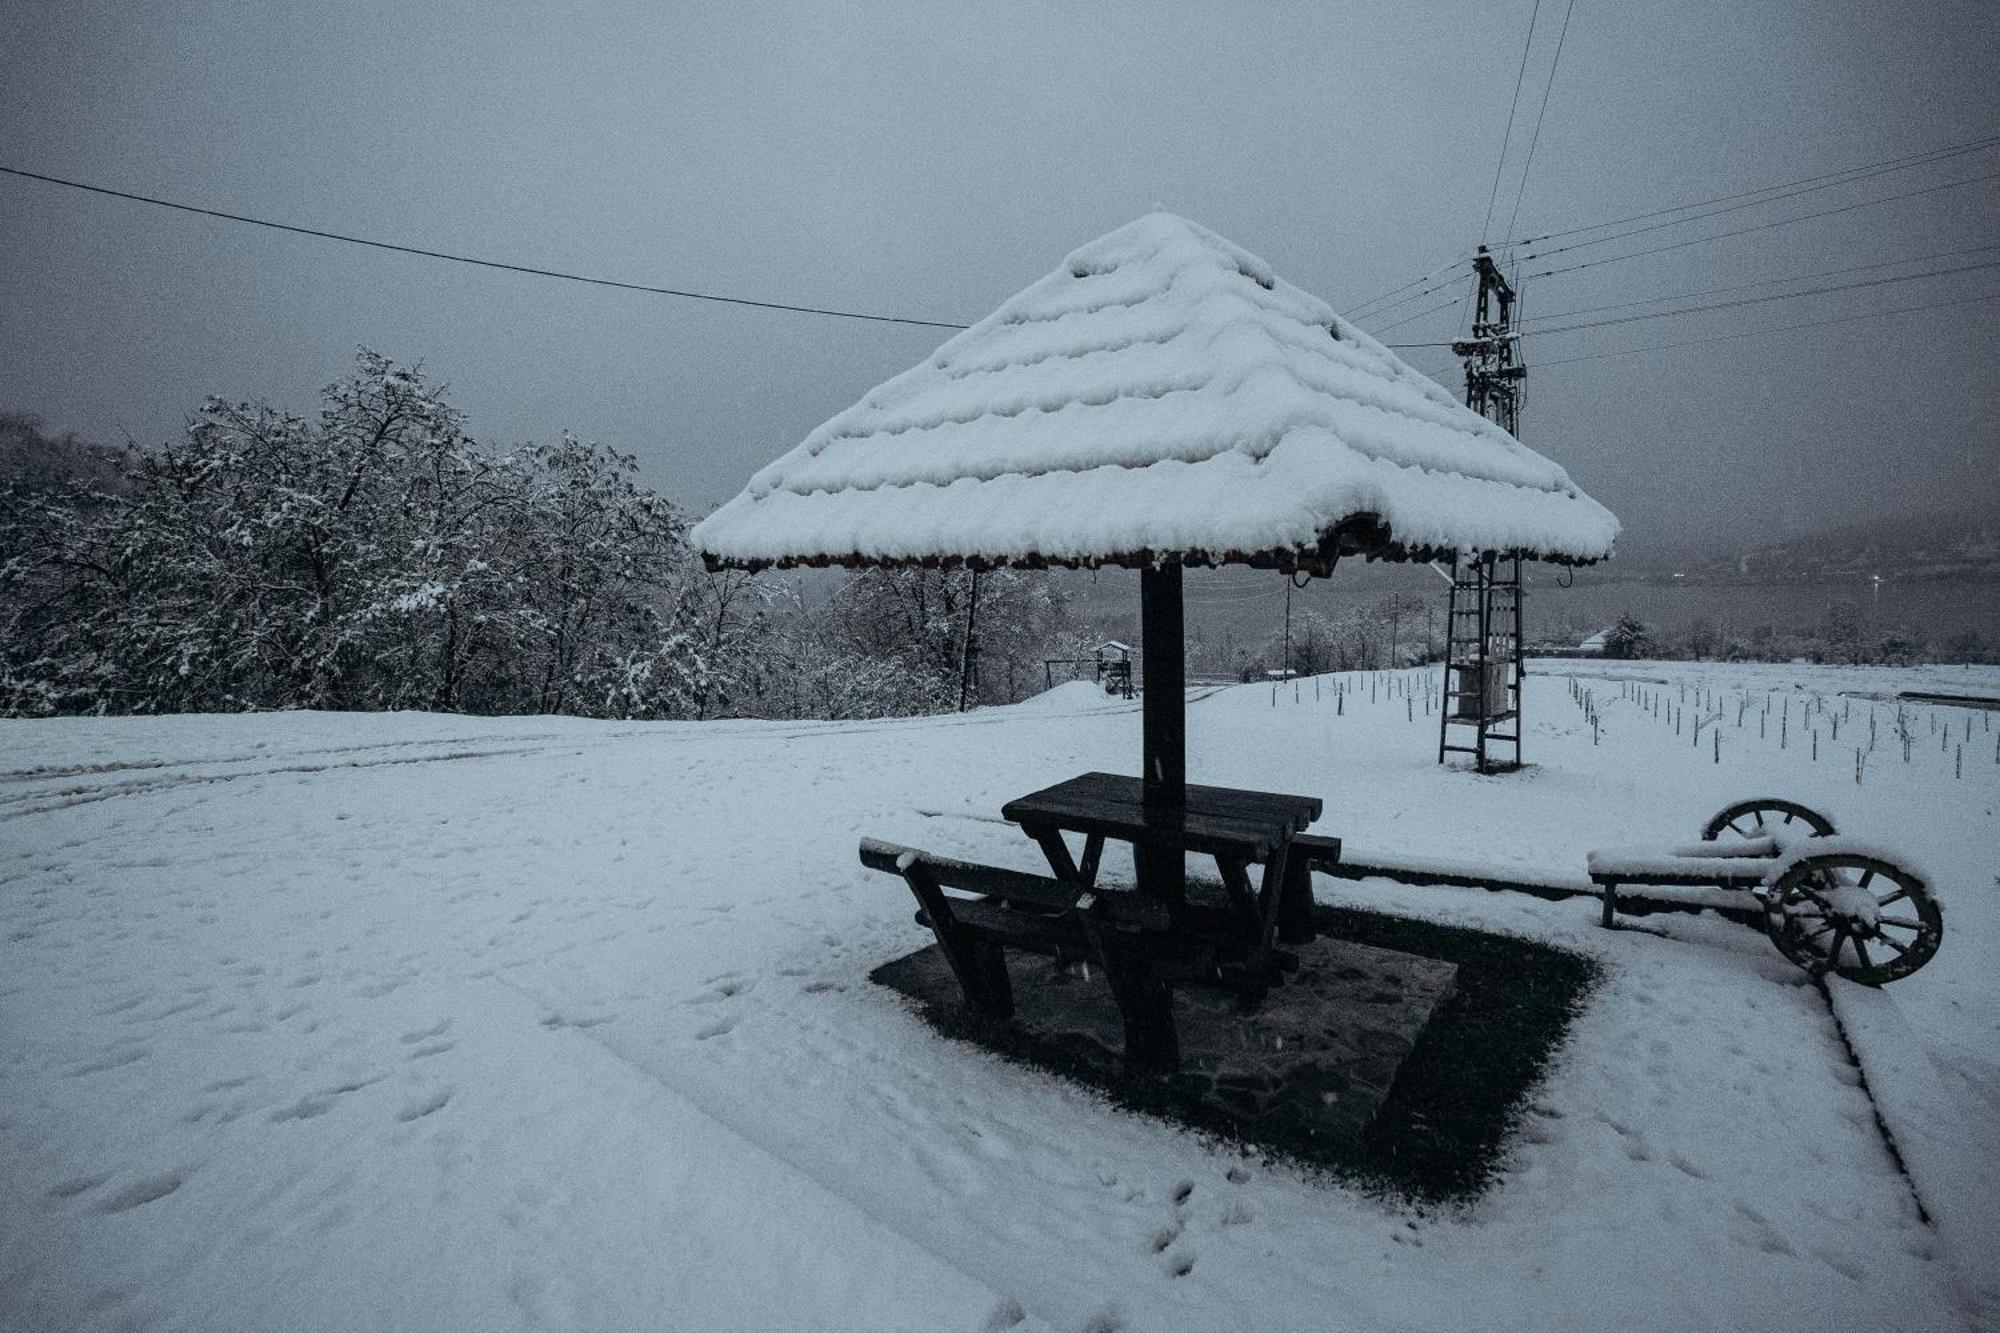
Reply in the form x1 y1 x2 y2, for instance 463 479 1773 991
1763 852 1942 985
1700 797 1836 843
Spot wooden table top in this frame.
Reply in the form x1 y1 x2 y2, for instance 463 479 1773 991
1001 771 1322 859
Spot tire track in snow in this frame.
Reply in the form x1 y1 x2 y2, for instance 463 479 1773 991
482 972 1042 1332
0 745 581 820
1815 979 1994 1328
0 731 566 784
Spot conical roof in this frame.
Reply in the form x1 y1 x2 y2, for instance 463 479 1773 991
694 213 1617 572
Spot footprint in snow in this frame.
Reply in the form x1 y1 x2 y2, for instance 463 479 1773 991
978 1299 1027 1331
396 1087 453 1122
67 1046 149 1077
96 1170 185 1214
1666 1152 1708 1180
48 1173 111 1200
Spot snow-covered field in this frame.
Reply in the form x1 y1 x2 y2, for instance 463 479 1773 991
3 662 1995 1332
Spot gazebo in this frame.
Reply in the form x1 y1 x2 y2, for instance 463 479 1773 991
696 211 1615 818
697 212 1615 1069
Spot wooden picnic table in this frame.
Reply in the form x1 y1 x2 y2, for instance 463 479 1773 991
1000 771 1327 998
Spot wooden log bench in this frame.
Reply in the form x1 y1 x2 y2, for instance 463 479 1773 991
861 832 1344 1075
861 837 1201 1072
1586 835 1778 928
1273 832 1344 944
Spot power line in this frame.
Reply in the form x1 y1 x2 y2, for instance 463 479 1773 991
0 164 972 332
1526 257 2000 337
1480 0 1543 245
1502 0 1576 245
1342 252 1474 318
1525 167 2000 279
1516 144 2000 266
1531 288 2000 368
1349 268 1478 323
1529 241 2000 323
1372 295 1466 334
1497 129 2000 248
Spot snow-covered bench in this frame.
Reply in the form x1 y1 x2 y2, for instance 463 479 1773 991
860 832 1346 1075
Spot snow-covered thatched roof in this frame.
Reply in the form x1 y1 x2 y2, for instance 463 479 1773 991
695 213 1618 573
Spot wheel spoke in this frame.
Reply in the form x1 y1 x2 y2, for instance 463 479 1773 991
1752 810 1766 829
1859 869 1875 889
1873 934 1911 957
1877 914 1924 930
1822 928 1848 967
1876 888 1910 907
1852 938 1874 973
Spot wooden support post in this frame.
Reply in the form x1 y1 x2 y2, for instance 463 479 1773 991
1074 906 1180 1075
1139 562 1185 906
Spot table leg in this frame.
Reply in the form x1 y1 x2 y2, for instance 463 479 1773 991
1077 833 1104 888
1234 842 1296 1007
1253 841 1294 959
1215 855 1262 943
1026 824 1083 884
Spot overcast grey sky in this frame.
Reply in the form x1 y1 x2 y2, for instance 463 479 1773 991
3 0 1995 559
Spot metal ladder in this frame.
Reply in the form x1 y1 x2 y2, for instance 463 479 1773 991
1437 553 1524 772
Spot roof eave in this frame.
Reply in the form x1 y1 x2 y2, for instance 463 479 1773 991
699 513 1611 577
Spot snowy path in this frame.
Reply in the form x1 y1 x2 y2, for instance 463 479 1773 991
3 666 1994 1331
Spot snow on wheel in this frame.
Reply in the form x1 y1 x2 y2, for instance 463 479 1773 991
1699 798 1836 844
1763 852 1942 985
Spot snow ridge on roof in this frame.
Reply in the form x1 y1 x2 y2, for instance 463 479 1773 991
695 213 1619 570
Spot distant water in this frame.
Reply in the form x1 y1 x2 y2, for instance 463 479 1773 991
1527 575 1999 643
1074 566 1996 653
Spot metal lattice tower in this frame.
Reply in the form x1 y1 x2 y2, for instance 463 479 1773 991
1439 248 1528 772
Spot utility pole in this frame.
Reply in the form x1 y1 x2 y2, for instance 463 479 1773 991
1438 246 1529 772
1452 247 1525 435
1283 578 1294 680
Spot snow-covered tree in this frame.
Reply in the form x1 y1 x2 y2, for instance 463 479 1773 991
0 351 712 718
1600 613 1651 660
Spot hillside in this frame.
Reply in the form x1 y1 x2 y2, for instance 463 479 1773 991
0 413 135 496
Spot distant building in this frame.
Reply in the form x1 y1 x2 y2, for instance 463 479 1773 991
1531 628 1610 658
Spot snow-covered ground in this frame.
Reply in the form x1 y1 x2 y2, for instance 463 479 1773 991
3 662 1995 1332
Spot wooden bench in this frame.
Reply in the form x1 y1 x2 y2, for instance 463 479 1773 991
861 837 1202 1073
1587 835 1777 928
862 831 1344 1075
